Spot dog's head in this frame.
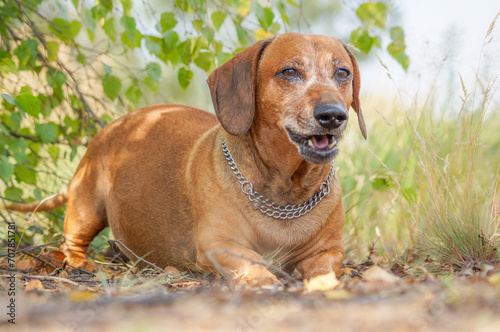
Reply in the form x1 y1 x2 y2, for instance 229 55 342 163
207 33 366 164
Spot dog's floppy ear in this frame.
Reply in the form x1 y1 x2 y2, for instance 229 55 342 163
343 44 367 140
207 38 273 136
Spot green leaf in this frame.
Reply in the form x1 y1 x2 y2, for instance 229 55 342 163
162 31 179 54
146 62 162 82
98 0 113 10
103 17 117 42
19 86 31 95
70 20 82 38
70 146 78 161
350 27 375 54
178 40 192 66
48 145 60 163
4 187 23 201
146 36 162 57
120 16 136 42
15 165 37 185
14 43 31 66
270 22 281 35
121 29 142 49
193 19 204 32
203 27 215 45
160 12 177 33
0 156 14 182
77 52 86 65
356 2 387 29
277 2 290 25
35 123 57 143
255 3 274 30
46 41 59 61
91 5 108 21
0 58 18 75
143 76 159 93
2 93 17 106
286 0 299 8
217 52 233 66
193 51 214 72
50 18 80 41
87 28 95 42
84 7 96 32
46 70 67 90
125 84 142 105
15 94 41 117
10 113 22 128
9 139 29 153
236 26 249 45
390 26 405 42
102 75 122 101
387 26 409 70
211 11 226 31
102 61 112 75
178 67 193 90
120 0 132 16
12 151 28 164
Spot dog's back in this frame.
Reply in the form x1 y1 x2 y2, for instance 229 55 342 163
64 105 219 269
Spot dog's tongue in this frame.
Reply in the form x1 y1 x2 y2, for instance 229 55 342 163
312 135 329 149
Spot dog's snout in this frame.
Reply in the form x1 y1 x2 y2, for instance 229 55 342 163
313 103 348 130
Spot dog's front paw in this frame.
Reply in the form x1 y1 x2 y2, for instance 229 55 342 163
338 267 362 278
235 269 283 288
61 245 95 272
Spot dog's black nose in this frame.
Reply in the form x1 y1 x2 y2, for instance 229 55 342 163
313 103 348 130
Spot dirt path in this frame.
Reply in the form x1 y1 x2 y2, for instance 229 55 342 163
3 270 500 332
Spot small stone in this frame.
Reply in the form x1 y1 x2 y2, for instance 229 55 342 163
362 266 400 284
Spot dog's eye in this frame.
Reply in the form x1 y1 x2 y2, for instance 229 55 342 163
282 68 298 77
336 68 350 81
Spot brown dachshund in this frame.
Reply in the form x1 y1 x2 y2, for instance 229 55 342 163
6 33 366 286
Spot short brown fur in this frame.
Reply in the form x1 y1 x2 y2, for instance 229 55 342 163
6 33 366 286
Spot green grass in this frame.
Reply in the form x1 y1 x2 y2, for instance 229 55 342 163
340 71 500 271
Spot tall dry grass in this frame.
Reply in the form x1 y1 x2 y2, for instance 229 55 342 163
340 12 500 271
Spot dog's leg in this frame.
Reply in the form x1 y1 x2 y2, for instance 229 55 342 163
296 248 345 280
198 241 282 287
60 189 107 272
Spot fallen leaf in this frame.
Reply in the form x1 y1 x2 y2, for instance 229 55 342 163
70 290 95 302
164 266 180 274
25 279 45 293
304 272 340 292
390 263 407 277
58 270 69 278
363 266 400 284
325 290 351 300
30 250 66 274
16 258 32 270
486 273 500 286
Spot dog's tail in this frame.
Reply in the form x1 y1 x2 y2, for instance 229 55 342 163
4 186 69 213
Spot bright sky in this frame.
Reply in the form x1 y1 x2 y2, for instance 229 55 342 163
337 1 500 110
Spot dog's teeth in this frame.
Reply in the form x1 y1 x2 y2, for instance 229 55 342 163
328 140 337 149
308 138 314 148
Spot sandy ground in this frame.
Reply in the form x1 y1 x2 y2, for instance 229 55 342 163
2 270 500 332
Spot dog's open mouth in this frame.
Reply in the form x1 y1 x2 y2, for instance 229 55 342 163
308 134 337 150
287 129 340 164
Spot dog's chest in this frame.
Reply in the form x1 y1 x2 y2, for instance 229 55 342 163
251 212 326 251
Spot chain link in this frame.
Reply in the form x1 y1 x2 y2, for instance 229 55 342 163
221 138 335 220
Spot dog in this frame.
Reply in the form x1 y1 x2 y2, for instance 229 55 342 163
6 33 366 286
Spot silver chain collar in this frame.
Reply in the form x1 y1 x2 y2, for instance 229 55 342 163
221 138 335 220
